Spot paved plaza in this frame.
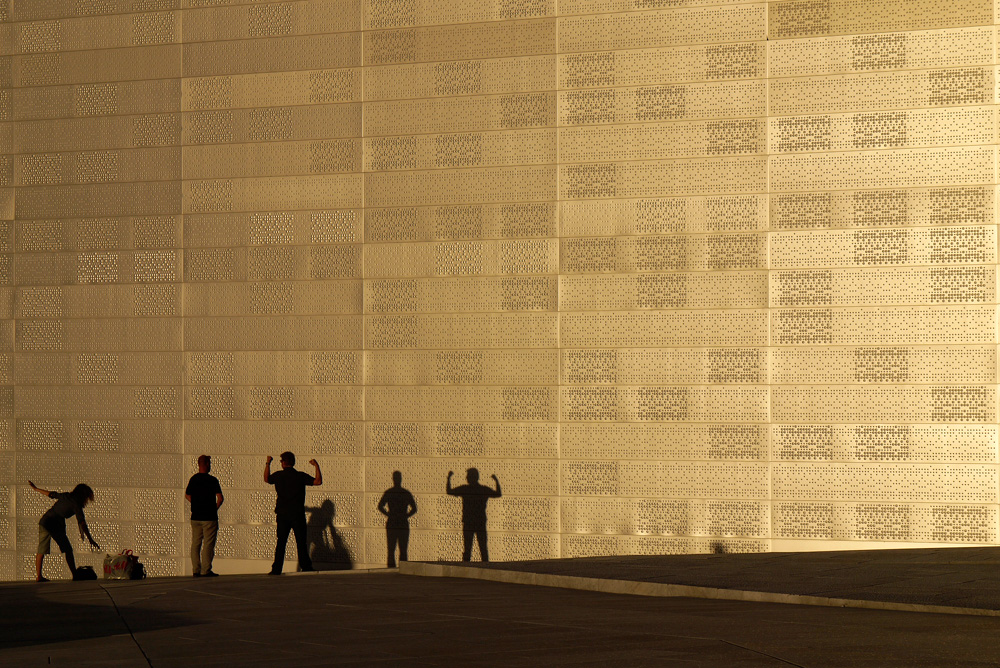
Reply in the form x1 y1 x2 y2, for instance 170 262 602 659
4 549 1000 667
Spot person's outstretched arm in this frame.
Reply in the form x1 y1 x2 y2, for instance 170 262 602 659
77 515 100 550
28 480 52 497
446 471 456 495
491 474 502 497
264 456 272 484
309 459 322 486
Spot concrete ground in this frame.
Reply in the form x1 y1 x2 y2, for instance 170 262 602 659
3 549 1000 667
416 546 1000 615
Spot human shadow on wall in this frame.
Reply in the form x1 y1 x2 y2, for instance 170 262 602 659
446 468 501 562
305 500 353 570
377 471 417 568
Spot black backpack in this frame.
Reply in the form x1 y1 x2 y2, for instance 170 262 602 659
73 566 98 581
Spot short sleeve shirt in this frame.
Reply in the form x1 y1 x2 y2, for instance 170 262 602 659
40 492 83 529
185 473 223 521
268 468 315 518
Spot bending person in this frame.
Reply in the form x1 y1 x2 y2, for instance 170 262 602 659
28 480 100 582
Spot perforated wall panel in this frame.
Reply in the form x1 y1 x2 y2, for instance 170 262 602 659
3 0 999 581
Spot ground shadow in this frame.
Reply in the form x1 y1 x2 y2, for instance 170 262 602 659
305 500 353 570
0 582 195 649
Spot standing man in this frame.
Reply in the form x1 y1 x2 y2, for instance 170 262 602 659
446 468 501 562
377 471 417 568
185 455 224 577
265 451 322 574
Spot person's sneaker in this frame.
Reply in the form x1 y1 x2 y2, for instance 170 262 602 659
268 570 281 575
35 576 49 583
192 572 201 577
203 571 219 577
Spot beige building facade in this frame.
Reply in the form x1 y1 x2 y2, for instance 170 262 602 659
1 0 998 578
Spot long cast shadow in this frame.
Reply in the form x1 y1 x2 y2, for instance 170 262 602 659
0 582 195 649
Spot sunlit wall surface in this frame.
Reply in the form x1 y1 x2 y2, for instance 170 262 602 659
0 0 997 579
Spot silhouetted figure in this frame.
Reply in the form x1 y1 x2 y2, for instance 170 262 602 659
185 454 224 577
264 451 322 574
377 471 417 568
28 480 100 582
446 468 501 562
305 499 353 570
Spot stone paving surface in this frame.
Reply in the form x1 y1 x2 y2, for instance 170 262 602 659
2 549 1000 667
465 547 1000 611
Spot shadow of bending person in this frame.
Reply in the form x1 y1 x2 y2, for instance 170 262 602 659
377 471 417 568
305 499 353 570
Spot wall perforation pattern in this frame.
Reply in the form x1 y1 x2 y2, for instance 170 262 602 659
364 18 556 66
768 27 994 78
557 4 767 53
4 0 1000 579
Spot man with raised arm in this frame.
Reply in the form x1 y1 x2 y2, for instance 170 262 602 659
264 451 322 574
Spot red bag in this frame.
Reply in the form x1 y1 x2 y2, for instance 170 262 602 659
103 550 145 580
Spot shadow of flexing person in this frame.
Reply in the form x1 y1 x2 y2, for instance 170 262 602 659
446 468 501 562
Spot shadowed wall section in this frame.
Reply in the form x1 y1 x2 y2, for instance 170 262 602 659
0 0 996 578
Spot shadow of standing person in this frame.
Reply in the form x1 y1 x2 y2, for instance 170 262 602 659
377 471 417 568
305 499 353 570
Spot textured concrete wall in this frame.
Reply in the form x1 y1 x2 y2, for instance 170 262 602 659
0 0 997 579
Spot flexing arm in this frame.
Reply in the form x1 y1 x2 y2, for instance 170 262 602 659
446 471 456 495
377 492 390 517
309 459 322 486
491 474 502 498
407 494 418 518
28 480 52 497
264 456 272 484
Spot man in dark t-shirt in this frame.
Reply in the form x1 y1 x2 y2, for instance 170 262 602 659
446 468 501 562
185 455 224 577
377 471 417 568
265 451 322 574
